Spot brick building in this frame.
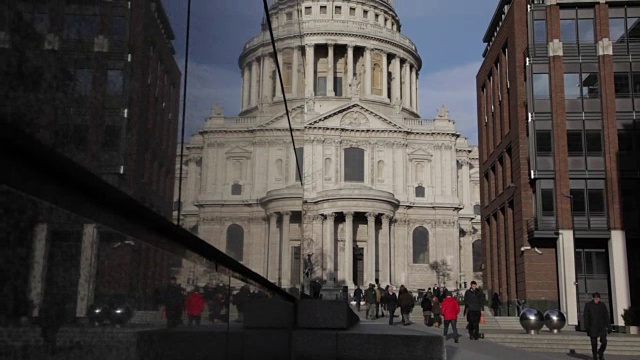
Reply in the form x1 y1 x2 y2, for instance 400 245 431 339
477 0 639 329
0 0 180 321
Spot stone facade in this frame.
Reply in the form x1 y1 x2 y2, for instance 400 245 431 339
176 0 481 292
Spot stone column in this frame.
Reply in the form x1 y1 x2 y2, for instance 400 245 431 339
324 213 336 284
327 42 335 96
364 47 372 96
292 46 299 97
312 215 324 274
29 223 48 317
416 79 420 113
557 229 578 325
274 52 283 99
609 230 631 326
411 65 417 110
379 215 391 285
76 224 99 318
347 44 354 97
403 61 411 107
268 212 280 284
262 54 273 103
390 220 396 284
242 65 251 109
462 159 471 207
250 58 260 107
366 212 377 284
306 44 315 96
382 51 388 100
280 211 292 288
344 212 354 287
393 56 401 104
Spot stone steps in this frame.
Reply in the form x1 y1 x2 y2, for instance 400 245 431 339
483 333 640 356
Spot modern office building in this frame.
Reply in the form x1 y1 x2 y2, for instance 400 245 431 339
477 0 638 327
0 0 180 320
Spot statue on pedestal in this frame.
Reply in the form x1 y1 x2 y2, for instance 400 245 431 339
349 76 361 98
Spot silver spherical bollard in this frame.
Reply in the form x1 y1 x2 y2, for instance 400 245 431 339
519 308 545 334
544 310 566 333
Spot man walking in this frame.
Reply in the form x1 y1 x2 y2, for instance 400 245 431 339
385 285 398 325
584 292 611 360
464 281 484 340
441 291 460 343
353 285 363 312
364 283 377 320
163 276 184 328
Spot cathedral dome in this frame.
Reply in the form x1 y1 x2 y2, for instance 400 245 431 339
238 0 421 119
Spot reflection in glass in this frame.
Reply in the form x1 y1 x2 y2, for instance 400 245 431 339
533 73 550 99
614 72 631 98
560 19 577 42
585 130 602 155
534 19 546 44
564 73 581 99
536 131 552 154
541 189 555 216
567 131 583 155
578 19 594 42
610 18 626 42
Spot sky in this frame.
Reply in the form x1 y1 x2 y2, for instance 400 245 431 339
162 0 500 144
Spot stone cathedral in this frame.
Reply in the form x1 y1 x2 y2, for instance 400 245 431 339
176 0 482 292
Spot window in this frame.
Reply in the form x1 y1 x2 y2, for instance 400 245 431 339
412 227 429 264
372 63 382 95
632 72 640 94
363 10 369 19
335 6 341 15
24 13 49 35
474 204 481 216
565 72 599 99
561 19 577 42
536 130 552 154
320 6 327 14
532 73 550 99
567 131 584 155
415 186 425 198
578 19 595 43
571 189 586 216
614 72 631 98
111 16 126 42
107 70 124 96
226 224 244 261
540 189 555 216
64 15 97 40
609 13 640 45
618 131 633 152
231 183 242 195
585 130 602 155
350 7 356 16
305 6 312 15
610 17 626 43
334 76 343 96
295 147 304 182
316 76 327 96
375 14 380 22
472 240 483 272
560 11 594 43
74 69 93 96
588 189 605 214
344 148 365 182
286 12 293 21
102 125 121 152
534 19 546 44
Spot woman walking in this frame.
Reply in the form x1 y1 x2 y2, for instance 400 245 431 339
431 296 442 328
385 285 398 325
398 285 414 326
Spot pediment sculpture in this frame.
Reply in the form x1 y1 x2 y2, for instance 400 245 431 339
340 111 369 128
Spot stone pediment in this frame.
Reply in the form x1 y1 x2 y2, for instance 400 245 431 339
306 103 404 130
256 105 305 129
225 146 252 158
408 148 433 160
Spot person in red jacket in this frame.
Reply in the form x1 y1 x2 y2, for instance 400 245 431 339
440 291 460 343
184 286 205 326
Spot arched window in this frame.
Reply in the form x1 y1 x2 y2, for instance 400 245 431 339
415 185 425 198
377 160 385 179
472 240 483 272
231 183 242 195
344 147 365 182
412 226 429 264
226 224 244 261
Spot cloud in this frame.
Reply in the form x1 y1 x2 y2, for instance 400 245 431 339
179 60 242 138
419 61 481 144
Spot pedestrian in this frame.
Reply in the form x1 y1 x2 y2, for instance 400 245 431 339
426 287 433 300
464 281 484 340
421 292 433 326
433 285 440 300
232 285 250 322
385 285 398 325
364 283 377 320
584 292 612 360
353 285 363 312
491 292 502 316
374 280 383 318
441 291 461 343
439 287 448 303
432 296 441 328
184 286 205 326
398 285 414 326
163 276 184 328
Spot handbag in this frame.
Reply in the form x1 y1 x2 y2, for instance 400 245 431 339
480 313 486 325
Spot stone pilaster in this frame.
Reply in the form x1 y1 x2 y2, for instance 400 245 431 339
306 44 315 96
281 211 292 288
327 42 335 96
347 44 354 97
344 211 354 287
379 215 391 285
268 212 280 284
382 51 388 100
364 47 372 96
76 224 99 318
366 212 377 284
324 213 336 284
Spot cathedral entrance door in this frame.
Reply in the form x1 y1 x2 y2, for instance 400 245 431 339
353 246 364 286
